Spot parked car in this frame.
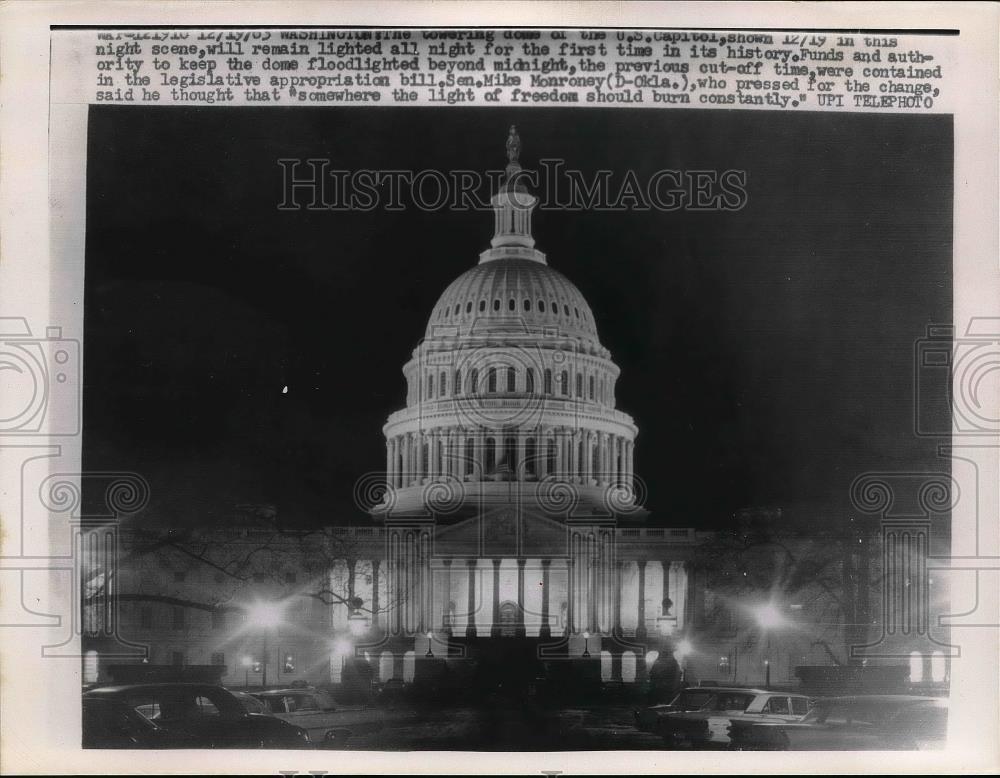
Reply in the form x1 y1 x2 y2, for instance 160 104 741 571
728 695 947 750
251 686 384 745
656 689 812 748
634 686 726 732
230 690 269 715
82 683 311 748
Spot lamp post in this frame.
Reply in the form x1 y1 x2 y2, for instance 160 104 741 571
245 599 286 691
582 631 591 658
754 603 784 690
425 631 434 658
240 655 253 688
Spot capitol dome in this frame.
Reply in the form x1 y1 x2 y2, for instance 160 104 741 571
427 259 601 350
376 126 643 520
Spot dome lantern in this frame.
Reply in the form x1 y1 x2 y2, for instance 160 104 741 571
484 125 542 262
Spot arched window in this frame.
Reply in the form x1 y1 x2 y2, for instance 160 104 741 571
589 375 595 400
504 436 517 472
440 370 447 396
909 651 923 683
508 298 516 312
576 373 583 397
526 368 535 394
485 438 496 472
931 651 946 683
479 300 486 312
493 299 500 312
574 307 580 318
525 438 536 476
539 300 546 313
465 438 475 475
487 367 497 393
84 650 99 684
551 300 558 315
523 299 531 311
427 374 434 398
564 304 570 316
454 304 460 315
470 368 479 394
466 301 472 314
561 370 569 396
621 651 637 683
454 369 462 395
506 367 516 392
379 651 394 681
600 650 612 681
544 368 552 394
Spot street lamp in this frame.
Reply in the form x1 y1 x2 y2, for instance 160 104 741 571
240 655 253 688
675 639 693 686
582 631 591 658
425 631 434 658
245 599 287 689
753 603 785 689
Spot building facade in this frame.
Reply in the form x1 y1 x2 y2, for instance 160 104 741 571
84 129 949 694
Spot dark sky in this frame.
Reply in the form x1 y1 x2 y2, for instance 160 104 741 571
83 106 952 529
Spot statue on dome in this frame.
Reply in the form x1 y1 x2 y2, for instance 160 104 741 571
506 124 521 163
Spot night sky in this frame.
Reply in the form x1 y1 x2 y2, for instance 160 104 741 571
83 106 952 529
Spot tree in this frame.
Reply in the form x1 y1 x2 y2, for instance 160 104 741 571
694 508 881 666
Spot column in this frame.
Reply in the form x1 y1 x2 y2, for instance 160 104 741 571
490 558 501 638
429 430 438 480
415 432 424 482
540 558 552 638
385 440 393 487
554 429 564 479
420 532 431 633
598 432 607 484
442 559 452 632
371 559 381 632
636 559 647 638
662 560 672 617
614 559 623 635
626 441 634 488
566 556 576 635
493 436 502 476
466 560 477 638
569 431 579 482
516 558 526 637
401 435 410 486
393 533 403 635
583 430 593 484
587 539 600 634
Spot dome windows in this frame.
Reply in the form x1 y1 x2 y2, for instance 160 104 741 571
523 299 531 312
544 369 553 394
508 298 516 312
466 301 472 314
479 300 486 312
564 304 570 316
506 367 516 392
493 299 501 312
454 304 460 315
538 300 546 313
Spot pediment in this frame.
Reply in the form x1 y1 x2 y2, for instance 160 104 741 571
431 506 586 559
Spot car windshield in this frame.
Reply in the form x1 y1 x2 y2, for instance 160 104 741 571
672 690 714 710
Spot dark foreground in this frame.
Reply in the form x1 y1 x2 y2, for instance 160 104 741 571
343 703 663 751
